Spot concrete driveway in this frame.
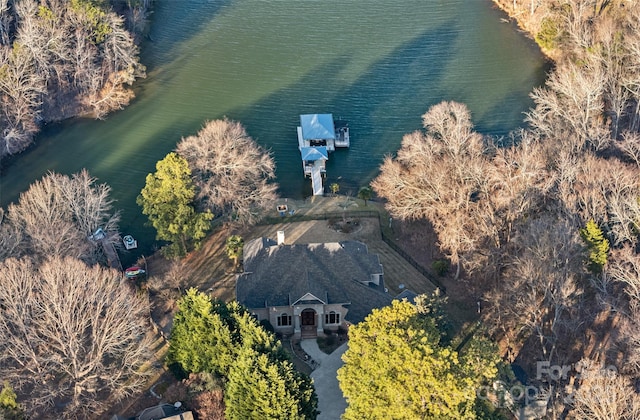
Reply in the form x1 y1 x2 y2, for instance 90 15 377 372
301 339 348 420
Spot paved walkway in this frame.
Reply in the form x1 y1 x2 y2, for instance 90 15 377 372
301 339 348 420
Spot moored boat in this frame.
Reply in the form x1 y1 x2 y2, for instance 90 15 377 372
125 266 145 279
123 234 137 250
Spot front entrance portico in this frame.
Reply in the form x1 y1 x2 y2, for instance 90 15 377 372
301 308 317 338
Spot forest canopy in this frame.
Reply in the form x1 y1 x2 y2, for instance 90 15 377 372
0 0 149 158
373 0 640 416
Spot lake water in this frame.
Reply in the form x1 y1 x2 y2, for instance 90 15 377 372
0 0 547 258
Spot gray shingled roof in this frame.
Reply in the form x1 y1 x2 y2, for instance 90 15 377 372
236 238 392 323
394 289 418 304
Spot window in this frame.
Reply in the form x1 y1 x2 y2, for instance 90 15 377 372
277 313 291 326
325 311 340 325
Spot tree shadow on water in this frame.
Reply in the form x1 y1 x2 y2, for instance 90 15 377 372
141 0 233 65
228 21 460 197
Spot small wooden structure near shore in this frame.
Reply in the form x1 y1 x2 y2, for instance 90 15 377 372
89 228 123 271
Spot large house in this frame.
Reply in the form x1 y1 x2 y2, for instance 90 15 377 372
236 233 392 338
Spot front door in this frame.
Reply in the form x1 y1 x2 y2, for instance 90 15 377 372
300 309 317 338
301 309 316 326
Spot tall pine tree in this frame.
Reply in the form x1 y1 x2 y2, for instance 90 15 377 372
225 349 317 420
167 289 234 377
137 152 213 257
580 219 610 274
167 289 317 419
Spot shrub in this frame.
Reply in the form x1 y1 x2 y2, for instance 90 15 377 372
535 17 559 51
260 319 275 333
432 259 450 277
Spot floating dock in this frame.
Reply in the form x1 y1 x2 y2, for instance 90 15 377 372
334 119 350 148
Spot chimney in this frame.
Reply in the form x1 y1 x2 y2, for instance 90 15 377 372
277 230 285 246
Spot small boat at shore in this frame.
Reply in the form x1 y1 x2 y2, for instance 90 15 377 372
123 235 137 250
125 266 145 279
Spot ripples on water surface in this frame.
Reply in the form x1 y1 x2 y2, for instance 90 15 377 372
0 0 547 256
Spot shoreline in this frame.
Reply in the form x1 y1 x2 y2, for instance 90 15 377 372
491 0 558 62
0 1 152 161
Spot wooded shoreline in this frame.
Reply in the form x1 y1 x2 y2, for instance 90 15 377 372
0 0 152 160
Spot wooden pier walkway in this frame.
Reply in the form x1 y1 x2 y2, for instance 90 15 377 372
310 165 323 196
101 238 123 271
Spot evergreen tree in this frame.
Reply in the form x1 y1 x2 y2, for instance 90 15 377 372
579 219 610 274
225 235 244 270
357 186 373 206
459 335 502 386
415 288 452 342
137 152 213 257
0 382 21 420
225 349 317 420
167 289 317 418
167 288 234 377
338 299 499 420
226 303 286 360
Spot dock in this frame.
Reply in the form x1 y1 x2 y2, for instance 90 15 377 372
297 114 349 196
334 120 350 148
310 165 324 196
89 227 123 271
101 239 123 271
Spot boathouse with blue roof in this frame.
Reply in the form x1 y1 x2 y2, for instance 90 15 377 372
296 113 350 196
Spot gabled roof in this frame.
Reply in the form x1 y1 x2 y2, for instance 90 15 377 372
395 289 418 304
292 291 326 305
300 146 328 161
237 238 391 323
300 114 335 140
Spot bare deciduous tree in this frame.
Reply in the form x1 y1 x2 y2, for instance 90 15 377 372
558 0 595 55
372 102 487 279
471 132 552 278
547 148 640 250
89 12 143 118
0 256 153 419
373 102 553 282
485 216 584 363
0 0 146 157
624 5 640 132
0 208 22 261
619 304 640 377
3 170 120 264
607 247 640 378
527 61 609 152
592 15 634 139
571 359 640 420
616 131 640 167
609 246 640 306
14 0 70 86
0 44 45 156
0 0 14 45
176 119 278 225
